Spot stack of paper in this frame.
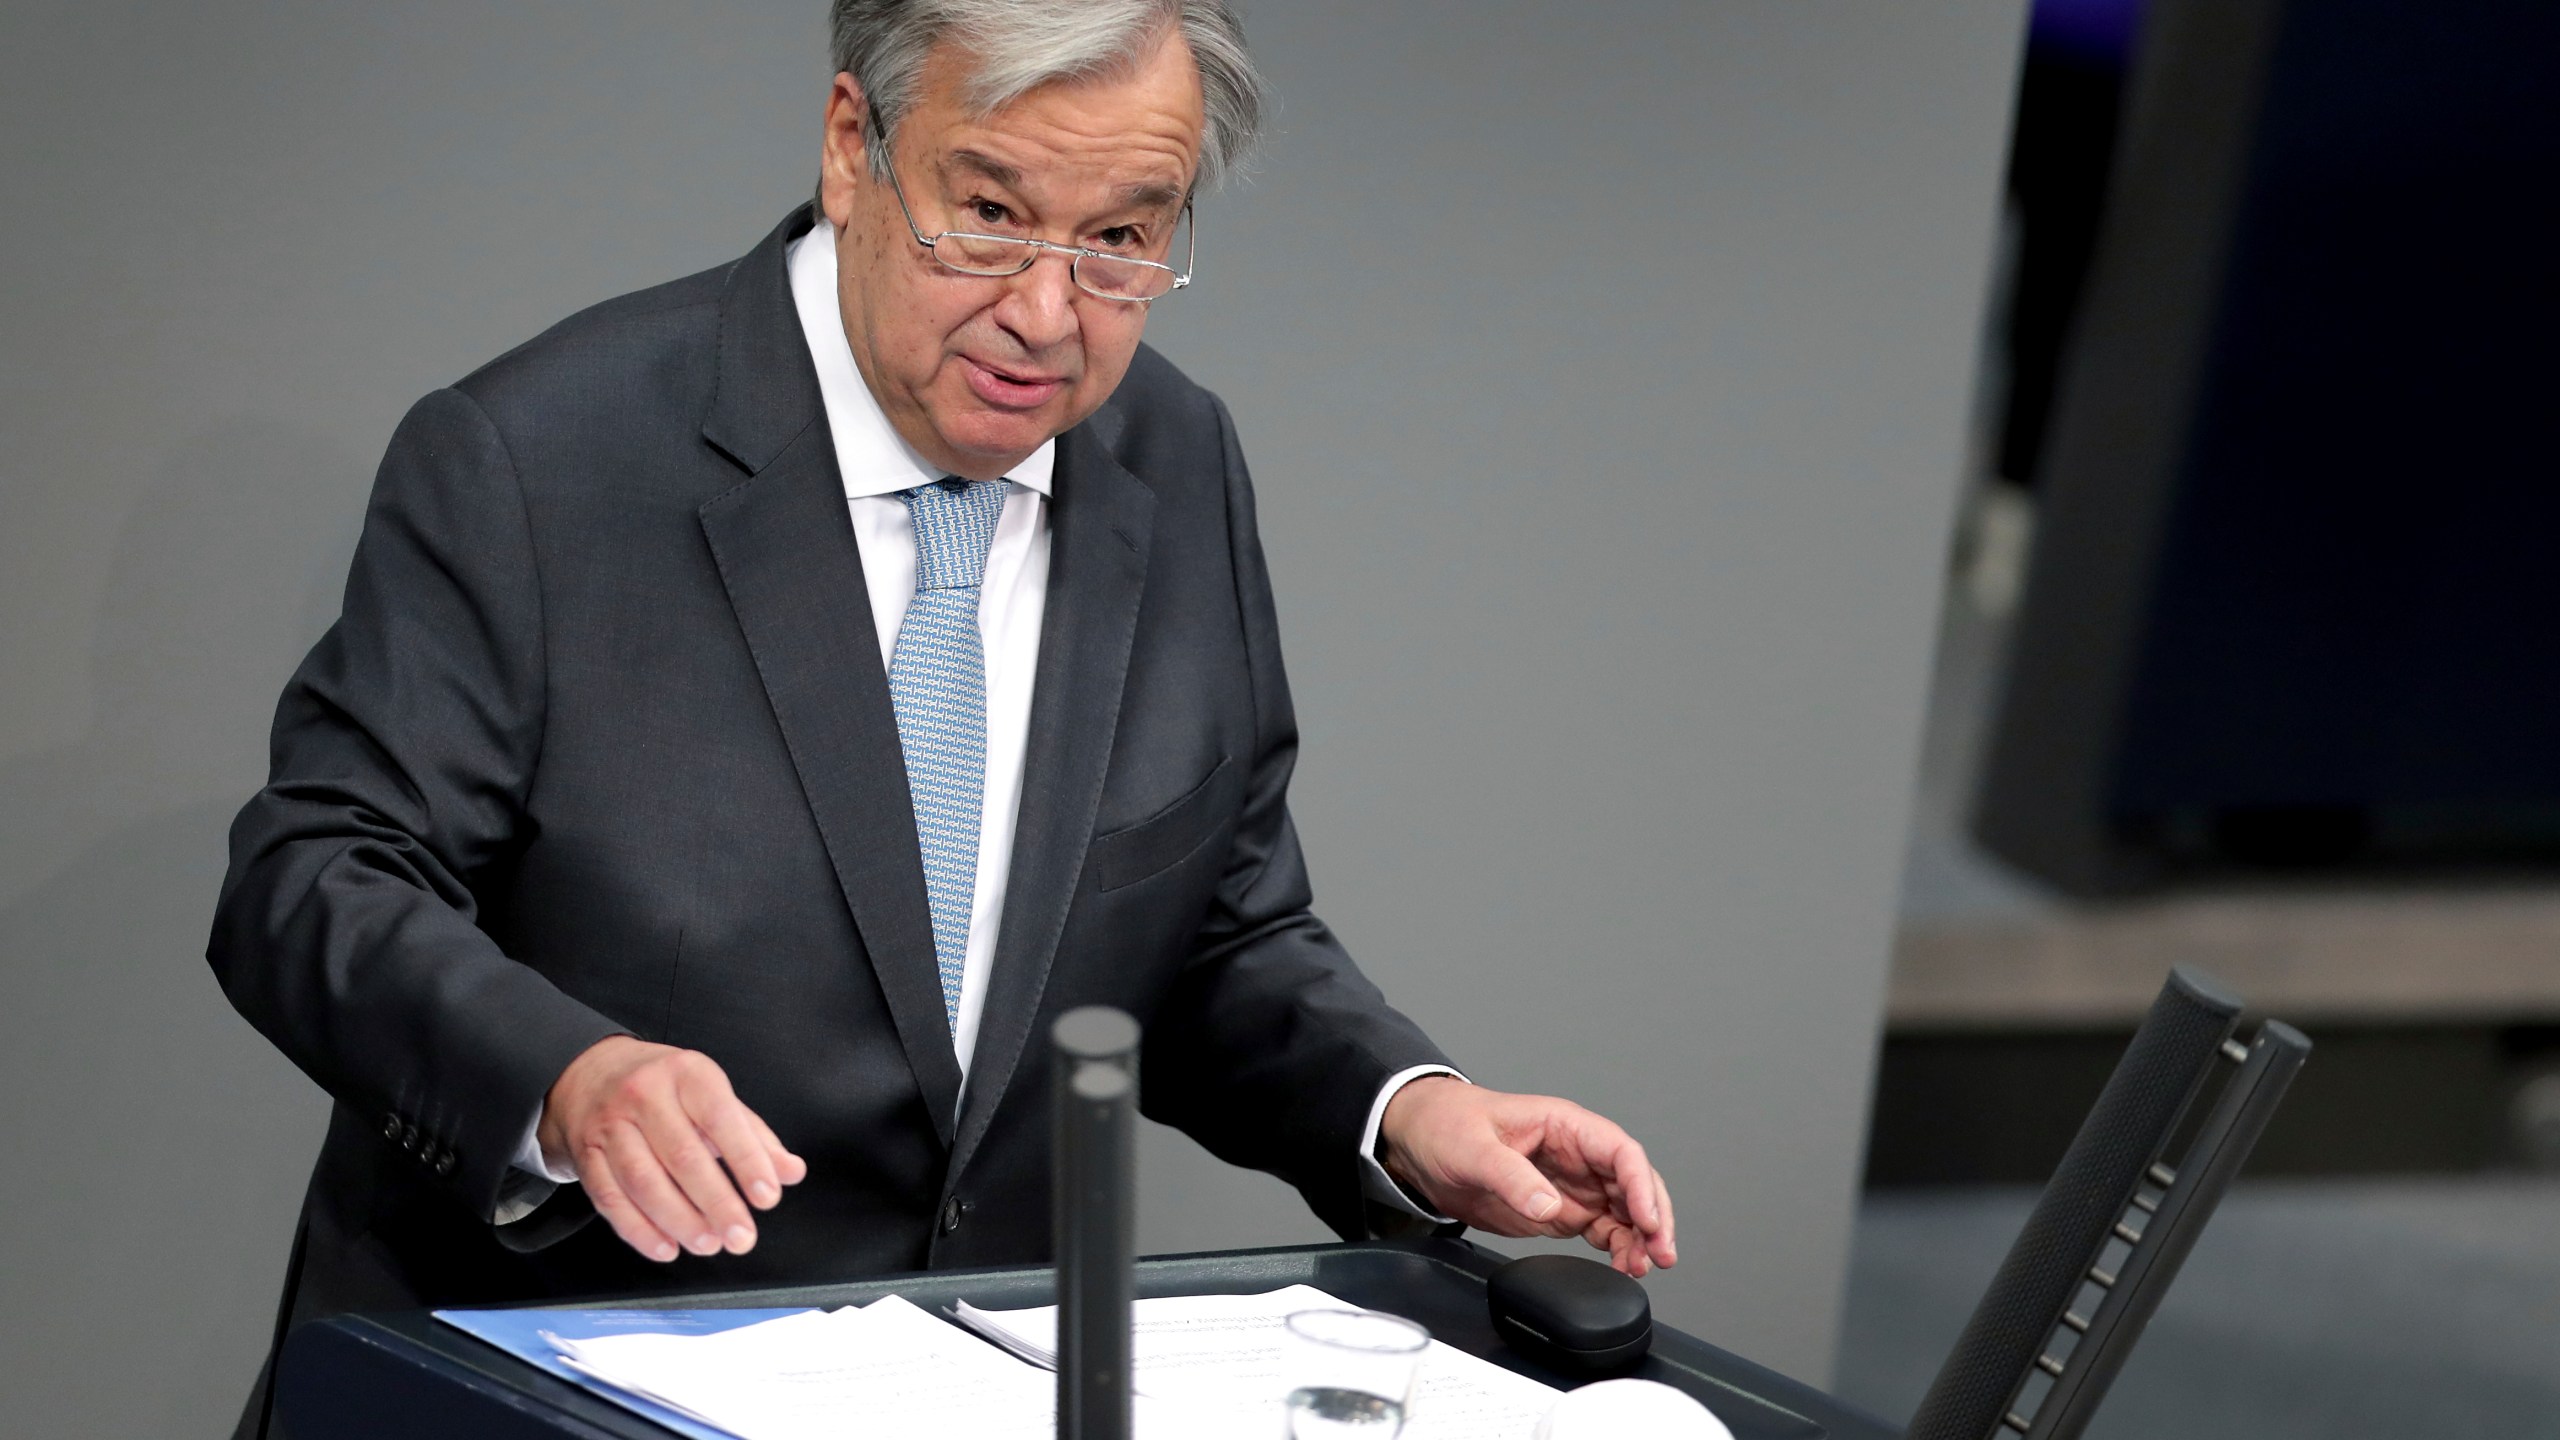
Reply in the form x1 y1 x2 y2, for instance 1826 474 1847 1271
436 1305 808 1440
439 1283 1561 1438
955 1284 1562 1439
549 1295 1057 1440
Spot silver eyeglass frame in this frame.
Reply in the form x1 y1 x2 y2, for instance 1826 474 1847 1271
879 154 1194 304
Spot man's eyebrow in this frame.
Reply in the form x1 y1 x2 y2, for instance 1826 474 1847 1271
942 149 1188 216
943 149 1024 189
1112 180 1190 214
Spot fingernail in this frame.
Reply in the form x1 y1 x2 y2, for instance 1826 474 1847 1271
653 1243 679 1262
726 1224 755 1252
752 1182 780 1206
1528 1192 1560 1220
691 1232 720 1254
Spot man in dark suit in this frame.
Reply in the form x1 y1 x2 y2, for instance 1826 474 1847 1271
212 3 1675 1431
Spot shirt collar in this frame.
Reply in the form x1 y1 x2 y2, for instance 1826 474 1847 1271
786 219 1056 500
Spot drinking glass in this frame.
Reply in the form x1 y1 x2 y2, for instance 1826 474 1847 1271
1281 1308 1431 1439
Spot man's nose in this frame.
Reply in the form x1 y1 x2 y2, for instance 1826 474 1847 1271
991 249 1082 352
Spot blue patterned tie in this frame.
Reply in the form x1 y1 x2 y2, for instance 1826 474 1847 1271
888 477 1011 1032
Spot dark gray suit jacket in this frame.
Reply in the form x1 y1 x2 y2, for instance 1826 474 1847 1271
209 206 1452 1397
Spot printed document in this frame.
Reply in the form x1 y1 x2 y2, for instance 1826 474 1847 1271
955 1283 1561 1439
548 1295 1214 1440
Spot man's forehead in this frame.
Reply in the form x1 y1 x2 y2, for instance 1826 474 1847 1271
907 31 1203 205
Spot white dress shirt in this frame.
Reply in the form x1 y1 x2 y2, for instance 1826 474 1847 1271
787 221 1052 1092
504 222 1450 1226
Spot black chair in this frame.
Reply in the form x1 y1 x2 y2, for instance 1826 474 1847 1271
1906 965 2310 1440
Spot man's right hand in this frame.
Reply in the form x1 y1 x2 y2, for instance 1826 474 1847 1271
537 1035 808 1262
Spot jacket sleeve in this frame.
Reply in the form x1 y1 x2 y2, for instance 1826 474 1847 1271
1137 396 1461 1241
207 387 626 1228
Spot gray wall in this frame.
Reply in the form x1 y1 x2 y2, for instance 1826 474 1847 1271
0 2 2020 1432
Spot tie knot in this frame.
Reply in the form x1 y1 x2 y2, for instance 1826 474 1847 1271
903 478 1011 592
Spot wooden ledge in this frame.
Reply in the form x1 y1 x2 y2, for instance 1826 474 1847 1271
1890 885 2560 1030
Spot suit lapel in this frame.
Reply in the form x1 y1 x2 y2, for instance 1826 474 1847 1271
949 418 1156 1177
695 210 963 1145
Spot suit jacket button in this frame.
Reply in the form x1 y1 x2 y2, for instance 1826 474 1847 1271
941 1197 966 1234
383 1113 404 1143
435 1150 458 1178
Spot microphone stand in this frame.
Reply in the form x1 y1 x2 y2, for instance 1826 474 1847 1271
1052 1006 1138 1440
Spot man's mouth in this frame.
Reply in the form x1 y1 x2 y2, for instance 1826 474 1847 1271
962 357 1067 411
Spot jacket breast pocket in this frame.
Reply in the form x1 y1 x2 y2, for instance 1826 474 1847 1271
1088 756 1235 893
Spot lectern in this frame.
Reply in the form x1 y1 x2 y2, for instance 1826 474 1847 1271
278 969 2302 1440
278 1239 1890 1439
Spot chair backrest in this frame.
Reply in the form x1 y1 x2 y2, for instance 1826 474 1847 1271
1904 965 2310 1440
1976 0 2560 893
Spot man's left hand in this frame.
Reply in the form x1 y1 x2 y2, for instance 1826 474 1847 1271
1378 1076 1678 1278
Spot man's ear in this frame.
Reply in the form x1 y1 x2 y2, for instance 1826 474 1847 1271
818 72 870 230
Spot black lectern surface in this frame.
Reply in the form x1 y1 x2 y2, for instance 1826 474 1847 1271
278 1239 1898 1440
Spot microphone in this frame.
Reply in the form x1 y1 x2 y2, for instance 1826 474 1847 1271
1052 1006 1139 1440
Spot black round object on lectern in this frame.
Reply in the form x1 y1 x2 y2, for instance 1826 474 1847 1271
1486 1254 1653 1376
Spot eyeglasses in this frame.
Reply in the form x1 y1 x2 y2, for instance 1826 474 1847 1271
880 155 1194 304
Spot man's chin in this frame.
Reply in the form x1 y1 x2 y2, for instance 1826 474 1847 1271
929 405 1077 479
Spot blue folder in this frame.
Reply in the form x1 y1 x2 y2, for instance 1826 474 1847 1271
433 1305 811 1440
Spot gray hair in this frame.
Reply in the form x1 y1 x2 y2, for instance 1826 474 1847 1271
828 0 1265 193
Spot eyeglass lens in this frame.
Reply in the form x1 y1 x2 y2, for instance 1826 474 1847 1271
932 233 1177 301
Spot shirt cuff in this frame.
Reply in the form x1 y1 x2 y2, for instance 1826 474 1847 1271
1358 1065 1465 1223
494 1105 580 1225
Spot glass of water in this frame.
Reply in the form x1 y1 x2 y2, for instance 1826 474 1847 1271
1282 1308 1431 1439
